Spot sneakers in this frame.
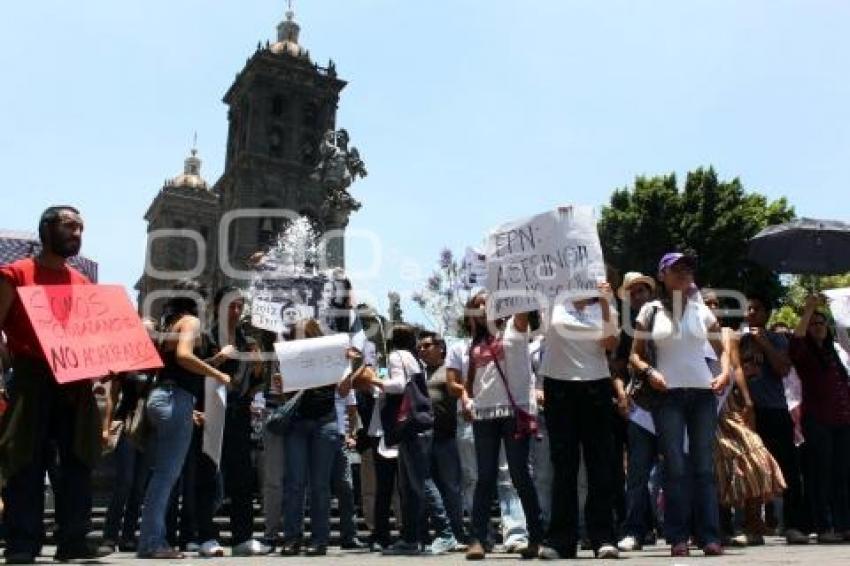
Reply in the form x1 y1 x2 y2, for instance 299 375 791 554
785 528 809 545
185 542 201 553
616 535 642 552
340 538 368 550
304 545 327 556
55 542 113 562
817 531 844 544
538 545 577 560
465 541 486 561
671 542 690 557
4 552 36 565
137 547 185 560
199 539 225 558
381 540 421 556
703 543 724 556
596 544 620 559
232 539 272 556
279 540 302 556
746 534 765 546
517 543 541 560
428 536 458 556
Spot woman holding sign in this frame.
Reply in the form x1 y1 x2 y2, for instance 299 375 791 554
790 295 850 543
137 280 231 560
279 319 353 557
450 292 544 561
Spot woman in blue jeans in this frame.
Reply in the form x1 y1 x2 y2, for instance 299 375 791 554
280 319 358 557
452 292 543 561
137 281 231 559
629 253 729 558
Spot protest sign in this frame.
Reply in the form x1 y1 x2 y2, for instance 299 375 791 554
824 288 850 328
274 333 350 392
484 206 606 319
17 284 162 384
249 275 329 333
462 247 488 288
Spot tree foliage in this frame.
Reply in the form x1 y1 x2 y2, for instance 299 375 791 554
598 167 795 301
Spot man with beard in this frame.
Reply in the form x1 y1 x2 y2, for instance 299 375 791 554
0 206 112 564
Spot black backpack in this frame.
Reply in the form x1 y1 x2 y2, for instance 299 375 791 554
380 355 433 447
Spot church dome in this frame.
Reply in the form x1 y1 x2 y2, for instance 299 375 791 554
168 148 208 190
270 9 309 60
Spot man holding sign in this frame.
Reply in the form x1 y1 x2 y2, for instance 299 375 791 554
0 206 113 563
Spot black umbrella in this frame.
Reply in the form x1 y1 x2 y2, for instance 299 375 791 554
0 229 99 282
748 217 850 275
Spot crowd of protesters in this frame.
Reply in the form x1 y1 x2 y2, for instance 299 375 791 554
0 206 849 562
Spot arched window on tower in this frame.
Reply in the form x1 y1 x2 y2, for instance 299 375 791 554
269 127 284 158
272 95 286 117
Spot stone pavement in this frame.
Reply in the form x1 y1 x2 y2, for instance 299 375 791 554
31 538 850 565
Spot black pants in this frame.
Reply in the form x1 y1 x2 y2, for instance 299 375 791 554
611 409 627 534
802 417 850 533
1 369 94 556
370 438 398 545
544 378 616 552
754 407 807 531
221 403 256 545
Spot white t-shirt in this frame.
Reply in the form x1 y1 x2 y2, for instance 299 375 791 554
446 339 470 378
637 299 717 389
467 318 536 420
541 301 616 382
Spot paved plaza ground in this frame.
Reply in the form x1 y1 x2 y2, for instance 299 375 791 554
28 538 850 565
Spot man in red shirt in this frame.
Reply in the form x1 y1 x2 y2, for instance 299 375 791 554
0 206 112 564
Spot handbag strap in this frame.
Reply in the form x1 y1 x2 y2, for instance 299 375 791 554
489 339 523 412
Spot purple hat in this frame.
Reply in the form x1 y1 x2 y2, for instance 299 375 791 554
658 252 697 275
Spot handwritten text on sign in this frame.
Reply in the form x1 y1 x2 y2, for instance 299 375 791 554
273 333 350 392
485 207 606 319
17 285 163 384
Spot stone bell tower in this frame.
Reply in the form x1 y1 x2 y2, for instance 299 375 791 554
214 5 354 284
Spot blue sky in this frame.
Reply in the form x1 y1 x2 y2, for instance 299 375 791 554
1 0 848 326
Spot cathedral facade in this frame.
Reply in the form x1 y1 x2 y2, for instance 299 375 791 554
138 8 356 314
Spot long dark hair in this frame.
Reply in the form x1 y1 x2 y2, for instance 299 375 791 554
389 323 417 355
463 291 495 346
807 312 850 380
161 279 206 330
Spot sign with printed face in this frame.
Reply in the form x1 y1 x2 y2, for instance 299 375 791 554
484 206 606 319
17 284 162 383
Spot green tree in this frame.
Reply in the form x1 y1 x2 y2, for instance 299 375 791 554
598 166 795 301
769 273 850 328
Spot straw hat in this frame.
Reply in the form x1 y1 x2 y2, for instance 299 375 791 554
618 272 657 300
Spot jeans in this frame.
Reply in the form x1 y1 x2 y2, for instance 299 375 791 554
754 407 807 531
103 434 147 543
282 417 338 545
531 414 553 531
2 367 95 557
332 436 358 542
802 417 850 533
652 388 720 547
458 418 530 545
138 385 196 554
262 425 285 541
432 435 467 541
398 431 453 543
544 378 617 552
221 403 255 545
456 419 477 516
471 417 543 545
623 421 659 539
498 448 529 546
